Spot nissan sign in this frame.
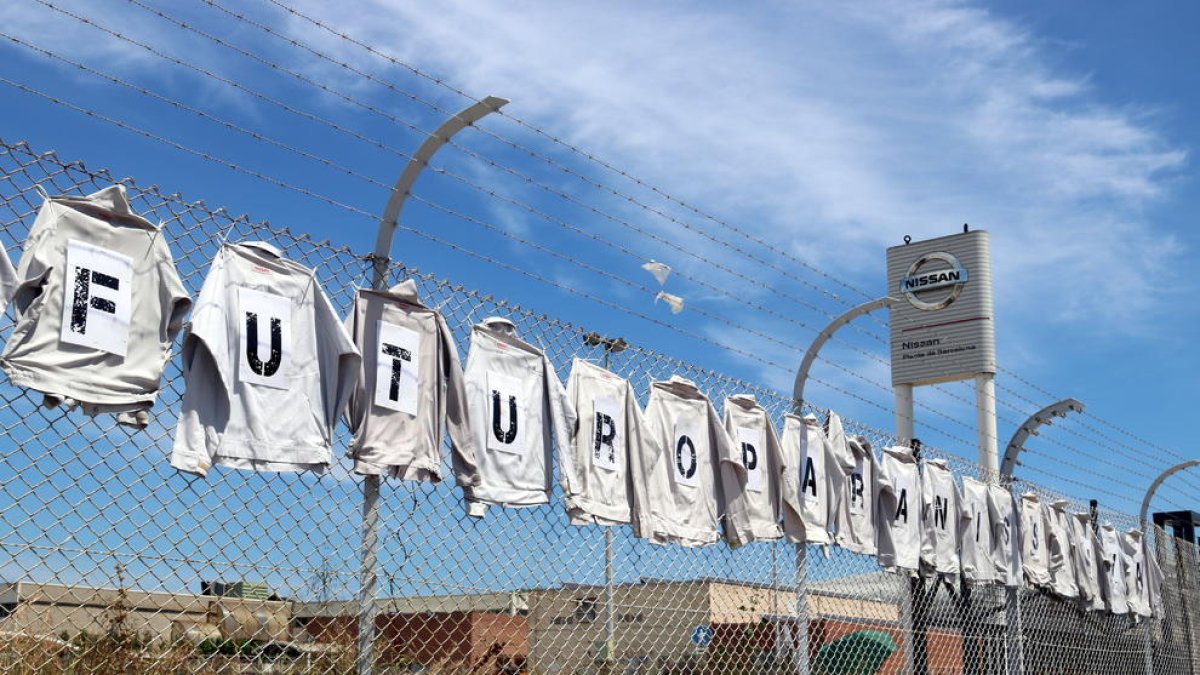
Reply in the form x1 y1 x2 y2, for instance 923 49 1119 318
887 231 995 386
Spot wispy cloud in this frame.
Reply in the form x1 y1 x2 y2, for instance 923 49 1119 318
279 0 1185 335
0 1 157 70
6 0 1187 381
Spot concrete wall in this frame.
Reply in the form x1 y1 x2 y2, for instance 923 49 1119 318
0 582 290 645
527 581 711 673
303 610 528 669
0 583 208 644
708 582 799 624
528 581 910 673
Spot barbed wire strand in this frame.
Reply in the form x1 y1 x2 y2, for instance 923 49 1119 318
108 0 898 352
242 0 1193 471
173 0 1195 479
14 73 1200 514
0 33 991 450
0 12 1023 448
25 0 1161 484
249 0 877 306
12 3 1191 503
53 0 1183 483
5 20 1190 504
198 0 878 315
1 75 1002 457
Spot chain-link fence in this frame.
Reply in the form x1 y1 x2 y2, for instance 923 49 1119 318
0 138 1188 674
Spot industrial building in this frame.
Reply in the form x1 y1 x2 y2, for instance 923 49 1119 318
0 574 979 673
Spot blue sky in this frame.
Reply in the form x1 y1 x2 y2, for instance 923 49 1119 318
1 0 1198 569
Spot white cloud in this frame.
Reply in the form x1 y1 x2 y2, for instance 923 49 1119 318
279 0 1184 334
0 0 269 118
7 0 1185 366
0 1 157 70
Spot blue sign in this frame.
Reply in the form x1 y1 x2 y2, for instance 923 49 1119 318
690 624 714 648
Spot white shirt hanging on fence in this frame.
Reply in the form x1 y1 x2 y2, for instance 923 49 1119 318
919 458 963 577
1019 492 1052 588
779 413 840 546
720 394 785 544
987 484 1022 588
1122 529 1162 618
1045 500 1079 599
343 281 480 487
1146 532 1164 618
960 476 996 584
0 243 16 315
1070 513 1105 612
462 317 576 517
829 423 877 556
170 241 360 476
1 185 191 427
634 376 749 547
561 358 645 526
1098 523 1129 615
875 445 922 572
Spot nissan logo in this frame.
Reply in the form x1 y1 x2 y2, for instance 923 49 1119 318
899 251 969 311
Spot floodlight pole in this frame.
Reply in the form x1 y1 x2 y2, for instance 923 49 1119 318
791 297 893 675
1000 399 1085 479
998 398 1084 675
360 96 508 675
1138 462 1199 675
1139 461 1200 527
583 332 628 666
792 297 895 409
1140 461 1200 674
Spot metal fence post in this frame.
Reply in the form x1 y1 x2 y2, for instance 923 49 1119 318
898 574 917 674
604 527 615 663
1139 462 1200 675
1171 529 1196 674
357 476 380 674
794 544 811 675
789 300 891 675
360 96 508 675
584 333 627 667
1004 587 1023 675
999 400 1084 675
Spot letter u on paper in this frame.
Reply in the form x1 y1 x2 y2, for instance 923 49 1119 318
237 286 292 390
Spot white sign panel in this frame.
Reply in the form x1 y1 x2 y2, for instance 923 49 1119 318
237 286 292 390
671 419 702 488
891 472 913 524
374 321 421 415
848 456 867 516
591 395 622 472
735 427 764 493
60 239 133 357
486 370 526 455
887 230 996 386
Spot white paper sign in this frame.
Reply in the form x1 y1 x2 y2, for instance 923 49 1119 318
848 456 867 515
60 239 133 356
671 420 701 488
237 286 292 390
892 473 913 524
486 370 526 454
591 396 623 472
736 427 764 493
798 432 823 505
374 321 420 415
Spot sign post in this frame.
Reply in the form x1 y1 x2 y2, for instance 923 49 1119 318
887 229 997 475
888 229 998 675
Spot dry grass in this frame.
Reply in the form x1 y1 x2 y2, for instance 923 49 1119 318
0 634 203 674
